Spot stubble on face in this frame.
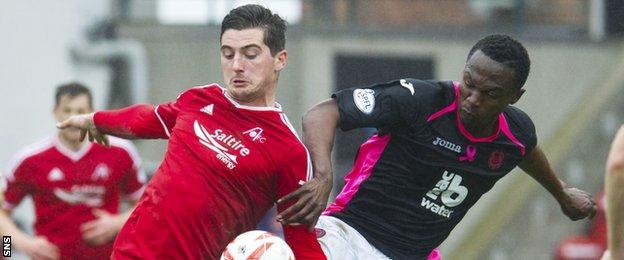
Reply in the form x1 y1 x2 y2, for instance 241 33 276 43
220 28 280 106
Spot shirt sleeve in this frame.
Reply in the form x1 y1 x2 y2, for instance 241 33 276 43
281 225 327 259
505 106 538 156
332 78 422 131
275 144 326 259
93 101 180 139
523 120 537 155
2 159 35 211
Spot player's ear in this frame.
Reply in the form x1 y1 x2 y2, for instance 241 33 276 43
274 50 287 72
510 88 525 104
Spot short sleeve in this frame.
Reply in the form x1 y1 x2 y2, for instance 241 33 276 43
505 106 538 155
332 78 425 131
111 139 146 201
2 159 35 211
153 86 215 137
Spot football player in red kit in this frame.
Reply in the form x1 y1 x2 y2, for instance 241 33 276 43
1 83 145 260
58 4 327 260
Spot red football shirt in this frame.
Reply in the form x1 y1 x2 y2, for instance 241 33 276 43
1 136 145 259
94 84 325 259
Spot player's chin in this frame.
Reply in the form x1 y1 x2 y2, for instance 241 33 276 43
459 110 476 122
62 129 83 141
228 86 257 100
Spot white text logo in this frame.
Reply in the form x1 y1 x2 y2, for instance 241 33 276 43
421 170 468 218
53 185 106 207
194 121 250 169
353 89 375 114
432 137 462 153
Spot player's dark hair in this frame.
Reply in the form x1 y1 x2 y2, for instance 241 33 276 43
467 34 531 89
55 82 93 109
221 4 287 56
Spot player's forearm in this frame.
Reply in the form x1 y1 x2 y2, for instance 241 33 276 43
605 125 624 256
303 99 339 182
0 210 32 251
518 146 567 202
94 104 164 139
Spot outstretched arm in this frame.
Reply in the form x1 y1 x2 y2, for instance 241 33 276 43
277 99 338 230
604 125 624 259
57 104 176 145
57 112 109 146
277 79 417 230
518 146 596 220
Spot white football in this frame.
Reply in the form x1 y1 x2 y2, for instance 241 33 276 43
220 230 295 260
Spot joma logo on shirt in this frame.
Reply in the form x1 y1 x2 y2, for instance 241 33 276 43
194 121 250 170
432 137 461 153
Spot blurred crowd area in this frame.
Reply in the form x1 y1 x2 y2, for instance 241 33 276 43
301 0 588 29
112 0 619 41
119 0 591 29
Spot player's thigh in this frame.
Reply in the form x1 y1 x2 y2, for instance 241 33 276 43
316 216 392 260
316 216 358 260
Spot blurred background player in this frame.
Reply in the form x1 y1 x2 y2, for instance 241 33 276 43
302 34 597 259
0 82 145 260
58 4 328 259
601 125 624 260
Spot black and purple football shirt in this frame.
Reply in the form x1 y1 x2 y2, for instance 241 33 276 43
324 79 537 259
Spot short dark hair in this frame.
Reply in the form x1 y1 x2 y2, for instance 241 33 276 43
55 82 93 108
467 34 531 89
221 4 287 56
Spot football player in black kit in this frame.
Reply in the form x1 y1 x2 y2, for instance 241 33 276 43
299 34 597 259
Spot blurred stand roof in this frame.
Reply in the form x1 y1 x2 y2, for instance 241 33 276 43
109 0 620 42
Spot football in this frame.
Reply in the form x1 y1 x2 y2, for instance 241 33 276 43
220 230 295 260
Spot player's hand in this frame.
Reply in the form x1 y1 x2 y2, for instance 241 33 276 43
559 187 597 221
80 209 122 246
23 236 60 260
57 113 109 147
276 175 332 231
